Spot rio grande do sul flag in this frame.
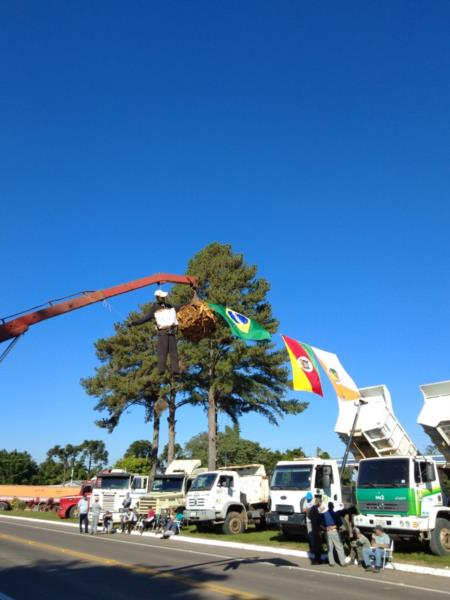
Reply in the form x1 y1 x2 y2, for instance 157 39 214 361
282 336 323 396
311 346 360 401
208 304 271 341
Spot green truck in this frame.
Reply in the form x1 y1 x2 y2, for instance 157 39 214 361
354 381 450 556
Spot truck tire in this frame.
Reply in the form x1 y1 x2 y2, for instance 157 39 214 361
223 511 245 535
429 518 450 556
0 502 9 511
68 505 79 519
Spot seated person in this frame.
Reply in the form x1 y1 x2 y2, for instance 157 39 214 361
138 509 156 534
125 508 138 534
362 526 391 572
160 510 178 539
103 511 114 533
350 528 371 564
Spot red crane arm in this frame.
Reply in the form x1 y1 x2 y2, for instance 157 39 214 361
0 273 198 343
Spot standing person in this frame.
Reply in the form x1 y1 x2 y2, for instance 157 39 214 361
362 526 391 573
130 289 188 379
350 528 371 565
308 494 324 564
77 493 89 534
301 491 315 551
90 496 102 535
321 502 349 567
120 493 132 533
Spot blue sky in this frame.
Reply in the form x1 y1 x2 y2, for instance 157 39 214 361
1 1 449 465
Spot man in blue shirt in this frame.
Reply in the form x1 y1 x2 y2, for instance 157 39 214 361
321 502 349 567
362 526 391 573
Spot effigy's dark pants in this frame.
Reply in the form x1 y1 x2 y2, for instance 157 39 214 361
157 330 179 376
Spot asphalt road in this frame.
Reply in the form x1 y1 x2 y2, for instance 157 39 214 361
0 518 449 600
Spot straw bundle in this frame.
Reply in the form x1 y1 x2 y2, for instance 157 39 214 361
177 301 217 342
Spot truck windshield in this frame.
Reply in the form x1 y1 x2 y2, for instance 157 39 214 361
271 465 312 490
190 473 217 491
358 459 409 488
152 476 184 493
95 477 131 490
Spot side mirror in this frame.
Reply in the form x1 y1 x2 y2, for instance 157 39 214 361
425 463 435 482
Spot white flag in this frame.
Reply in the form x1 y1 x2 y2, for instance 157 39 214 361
311 346 360 401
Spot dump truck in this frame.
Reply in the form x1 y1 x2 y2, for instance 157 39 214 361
354 381 450 556
266 384 416 537
137 459 204 516
185 464 269 534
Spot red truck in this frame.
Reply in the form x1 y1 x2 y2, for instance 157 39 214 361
57 481 94 519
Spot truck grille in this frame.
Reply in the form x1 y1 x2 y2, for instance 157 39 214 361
359 501 408 513
102 493 115 512
138 497 156 514
187 497 205 508
275 504 294 514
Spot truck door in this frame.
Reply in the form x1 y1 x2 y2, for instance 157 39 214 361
217 475 239 503
314 465 337 505
414 459 438 516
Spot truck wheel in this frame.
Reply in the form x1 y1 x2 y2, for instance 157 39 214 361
223 511 245 535
0 502 9 511
68 505 79 519
429 518 450 556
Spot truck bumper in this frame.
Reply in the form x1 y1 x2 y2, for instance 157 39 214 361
266 511 306 527
354 514 429 535
185 509 217 522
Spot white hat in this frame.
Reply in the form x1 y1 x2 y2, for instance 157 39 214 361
155 289 168 298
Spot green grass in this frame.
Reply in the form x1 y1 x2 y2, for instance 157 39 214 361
0 509 77 523
2 510 449 568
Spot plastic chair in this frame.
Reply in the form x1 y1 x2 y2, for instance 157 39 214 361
381 540 395 569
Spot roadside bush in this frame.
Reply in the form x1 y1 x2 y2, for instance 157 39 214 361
11 497 26 511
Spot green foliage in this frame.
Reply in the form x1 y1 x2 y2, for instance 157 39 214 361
125 440 153 459
183 426 308 474
79 440 108 476
80 319 161 431
114 456 151 474
316 447 331 459
171 243 307 424
11 497 26 510
0 450 39 484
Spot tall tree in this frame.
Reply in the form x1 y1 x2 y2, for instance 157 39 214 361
46 444 84 482
171 243 307 469
79 440 109 476
81 317 163 488
125 440 153 459
0 450 39 484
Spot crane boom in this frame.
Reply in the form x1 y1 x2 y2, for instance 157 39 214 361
0 273 198 343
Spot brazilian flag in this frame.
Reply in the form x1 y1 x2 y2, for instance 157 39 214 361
208 304 271 341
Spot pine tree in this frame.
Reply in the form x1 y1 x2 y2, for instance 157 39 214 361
81 316 162 487
171 242 307 469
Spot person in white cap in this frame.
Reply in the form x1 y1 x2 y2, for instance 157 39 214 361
130 289 183 377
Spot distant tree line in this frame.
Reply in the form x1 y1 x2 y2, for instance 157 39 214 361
0 440 108 485
0 430 330 484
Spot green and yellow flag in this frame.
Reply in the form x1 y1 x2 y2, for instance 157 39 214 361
208 304 271 341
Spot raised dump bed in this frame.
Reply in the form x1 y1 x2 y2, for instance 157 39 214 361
418 380 450 463
335 384 417 459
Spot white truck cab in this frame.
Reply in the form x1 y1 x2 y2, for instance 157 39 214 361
185 464 269 534
91 469 148 522
266 458 344 535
